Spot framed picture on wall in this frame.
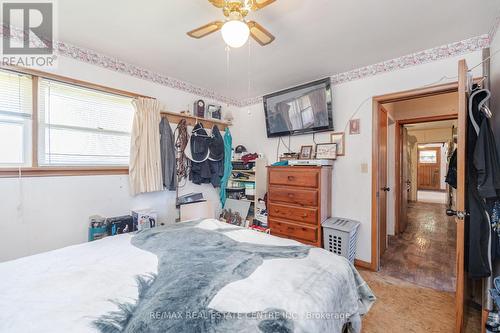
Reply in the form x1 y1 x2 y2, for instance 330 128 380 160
349 118 360 135
315 143 337 160
330 132 345 156
299 145 314 159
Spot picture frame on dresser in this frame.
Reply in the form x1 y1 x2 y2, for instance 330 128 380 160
330 132 345 156
315 143 337 160
299 145 314 159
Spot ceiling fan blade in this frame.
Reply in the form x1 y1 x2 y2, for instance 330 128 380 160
250 0 276 10
208 0 225 8
187 21 224 39
247 21 275 46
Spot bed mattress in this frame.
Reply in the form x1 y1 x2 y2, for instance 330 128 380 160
0 219 375 333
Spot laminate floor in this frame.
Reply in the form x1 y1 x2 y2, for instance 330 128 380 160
360 270 480 333
380 201 456 292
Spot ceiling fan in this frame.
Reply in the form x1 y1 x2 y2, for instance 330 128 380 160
187 0 276 48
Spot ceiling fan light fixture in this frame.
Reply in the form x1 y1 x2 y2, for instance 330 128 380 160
221 19 250 48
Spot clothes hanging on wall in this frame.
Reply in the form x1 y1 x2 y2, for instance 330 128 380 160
208 125 225 187
174 119 190 182
466 88 500 279
445 149 457 189
219 128 233 207
159 118 177 191
187 123 224 187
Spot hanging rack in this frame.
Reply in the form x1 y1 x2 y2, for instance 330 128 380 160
160 110 231 130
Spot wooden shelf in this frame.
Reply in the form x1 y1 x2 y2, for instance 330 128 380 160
225 158 267 212
160 110 231 130
237 198 255 203
230 178 255 183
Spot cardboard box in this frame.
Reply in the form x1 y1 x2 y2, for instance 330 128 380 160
132 209 158 231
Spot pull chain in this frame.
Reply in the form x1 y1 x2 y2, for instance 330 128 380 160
247 39 252 115
226 45 230 108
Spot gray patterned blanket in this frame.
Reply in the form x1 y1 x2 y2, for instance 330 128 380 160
94 220 375 333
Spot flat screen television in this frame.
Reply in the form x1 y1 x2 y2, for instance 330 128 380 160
263 78 333 138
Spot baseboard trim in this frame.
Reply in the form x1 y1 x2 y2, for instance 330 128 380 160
354 259 375 271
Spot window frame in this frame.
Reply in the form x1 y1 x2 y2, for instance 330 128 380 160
0 70 33 167
0 66 147 178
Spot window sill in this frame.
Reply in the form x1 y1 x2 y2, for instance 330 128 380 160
0 166 129 178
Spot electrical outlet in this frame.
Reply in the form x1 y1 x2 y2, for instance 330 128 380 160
361 163 368 173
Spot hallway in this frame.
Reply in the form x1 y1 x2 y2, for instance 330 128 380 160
380 201 456 292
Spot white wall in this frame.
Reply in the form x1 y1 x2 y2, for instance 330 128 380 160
0 56 237 262
232 52 483 263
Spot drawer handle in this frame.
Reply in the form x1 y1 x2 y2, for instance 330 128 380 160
287 176 295 181
287 193 295 197
302 213 308 218
287 227 294 231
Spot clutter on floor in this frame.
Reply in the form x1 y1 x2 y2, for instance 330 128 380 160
179 201 215 222
88 210 157 241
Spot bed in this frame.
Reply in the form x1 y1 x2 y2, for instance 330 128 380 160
0 219 375 333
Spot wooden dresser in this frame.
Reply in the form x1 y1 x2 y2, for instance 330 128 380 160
267 166 332 247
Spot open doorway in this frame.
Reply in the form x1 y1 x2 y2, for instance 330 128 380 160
406 120 458 206
383 118 458 292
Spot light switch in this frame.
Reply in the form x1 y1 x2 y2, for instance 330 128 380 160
361 163 368 173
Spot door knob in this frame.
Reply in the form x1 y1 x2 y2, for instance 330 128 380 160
446 209 456 216
446 209 469 220
381 187 390 192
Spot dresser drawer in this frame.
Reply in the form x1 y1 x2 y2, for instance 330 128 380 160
269 169 319 188
268 202 317 225
269 219 318 243
268 186 318 207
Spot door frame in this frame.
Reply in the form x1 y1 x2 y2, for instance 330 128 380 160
394 115 457 234
372 60 476 333
371 81 460 272
378 107 389 256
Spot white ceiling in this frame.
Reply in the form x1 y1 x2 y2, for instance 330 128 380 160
51 1 500 99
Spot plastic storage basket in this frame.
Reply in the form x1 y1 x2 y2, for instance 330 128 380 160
322 217 361 263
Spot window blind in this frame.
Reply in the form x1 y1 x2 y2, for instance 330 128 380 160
38 79 134 166
0 69 32 166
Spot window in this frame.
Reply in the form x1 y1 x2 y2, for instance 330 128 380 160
0 68 138 176
0 70 32 166
38 79 134 166
419 150 437 164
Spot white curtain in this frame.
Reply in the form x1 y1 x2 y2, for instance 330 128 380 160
129 97 163 195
